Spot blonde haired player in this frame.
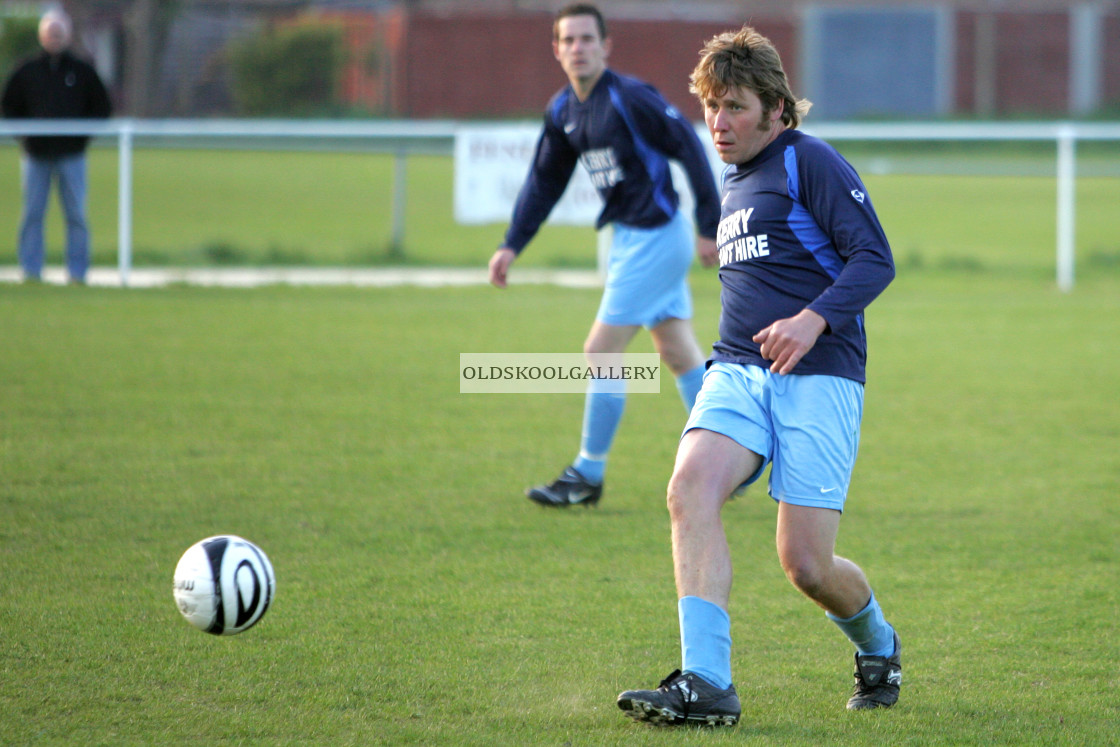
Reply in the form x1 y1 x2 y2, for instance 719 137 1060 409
617 26 900 726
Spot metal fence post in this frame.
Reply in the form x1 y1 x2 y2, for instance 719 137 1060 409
389 149 407 260
118 120 134 287
1056 125 1076 293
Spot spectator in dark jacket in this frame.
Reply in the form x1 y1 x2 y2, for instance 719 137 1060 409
2 9 112 283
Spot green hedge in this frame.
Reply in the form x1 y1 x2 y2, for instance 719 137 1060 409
0 16 41 78
227 21 345 116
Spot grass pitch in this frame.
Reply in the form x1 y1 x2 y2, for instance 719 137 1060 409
1 142 1118 275
1 269 1118 744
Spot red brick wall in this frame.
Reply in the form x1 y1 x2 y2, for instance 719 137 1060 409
607 19 798 121
315 8 408 115
1104 14 1120 108
996 12 1069 115
954 11 977 112
397 14 557 118
384 6 1115 118
395 12 795 119
955 10 1071 115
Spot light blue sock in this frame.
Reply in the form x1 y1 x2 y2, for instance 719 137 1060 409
678 595 733 690
572 381 625 485
826 592 896 657
675 364 705 412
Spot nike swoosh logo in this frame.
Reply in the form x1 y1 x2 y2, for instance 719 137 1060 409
820 487 839 494
564 123 576 134
569 489 592 503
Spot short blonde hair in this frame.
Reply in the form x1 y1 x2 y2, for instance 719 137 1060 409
690 26 811 128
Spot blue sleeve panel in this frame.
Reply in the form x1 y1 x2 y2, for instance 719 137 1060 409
503 70 721 254
711 129 895 383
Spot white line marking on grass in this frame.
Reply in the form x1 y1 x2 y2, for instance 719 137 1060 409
0 267 602 289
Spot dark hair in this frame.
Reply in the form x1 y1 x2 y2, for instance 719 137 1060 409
554 3 607 41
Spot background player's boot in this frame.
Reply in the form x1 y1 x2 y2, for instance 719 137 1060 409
617 670 739 726
526 466 601 507
846 632 902 710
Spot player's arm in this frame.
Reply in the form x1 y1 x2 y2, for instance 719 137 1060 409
500 116 579 262
492 134 576 288
695 236 718 268
799 143 895 333
666 120 722 258
752 308 829 375
488 247 517 288
626 87 722 260
493 118 578 288
756 144 894 374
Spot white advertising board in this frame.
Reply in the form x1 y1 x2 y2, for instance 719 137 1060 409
453 124 600 226
453 123 718 227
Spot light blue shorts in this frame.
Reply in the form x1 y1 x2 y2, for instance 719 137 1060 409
596 210 694 328
684 361 864 511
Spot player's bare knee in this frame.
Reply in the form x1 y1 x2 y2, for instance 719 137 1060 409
780 554 828 599
584 337 623 359
667 469 726 525
658 349 694 376
652 338 701 375
666 470 704 522
665 474 689 519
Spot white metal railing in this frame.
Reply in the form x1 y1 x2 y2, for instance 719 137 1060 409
2 118 1118 290
801 121 1120 292
0 118 458 286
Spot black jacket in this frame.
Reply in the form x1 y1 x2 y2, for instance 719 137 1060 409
2 50 112 157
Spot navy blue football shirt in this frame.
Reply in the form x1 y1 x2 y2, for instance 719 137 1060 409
503 69 721 254
712 128 895 383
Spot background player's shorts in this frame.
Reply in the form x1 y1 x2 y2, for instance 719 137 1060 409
596 210 694 328
684 361 864 511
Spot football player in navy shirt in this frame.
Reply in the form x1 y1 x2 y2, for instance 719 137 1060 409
488 4 722 509
617 27 901 726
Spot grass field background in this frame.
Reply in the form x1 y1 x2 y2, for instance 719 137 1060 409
2 269 1118 744
1 138 1119 743
1 141 1118 276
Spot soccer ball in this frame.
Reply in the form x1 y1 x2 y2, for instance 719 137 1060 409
173 535 275 635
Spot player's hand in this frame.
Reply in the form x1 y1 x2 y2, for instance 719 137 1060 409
752 309 828 375
696 237 719 268
489 248 517 288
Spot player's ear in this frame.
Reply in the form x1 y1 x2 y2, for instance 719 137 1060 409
602 35 612 58
553 40 561 60
769 97 785 123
